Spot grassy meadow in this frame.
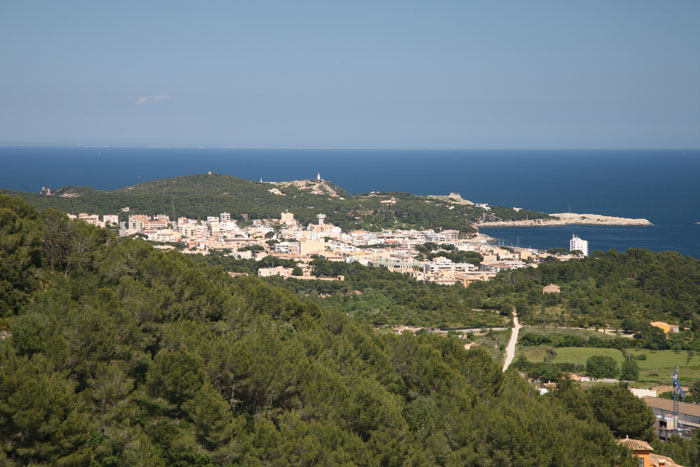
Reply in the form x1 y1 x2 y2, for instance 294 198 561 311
517 339 700 386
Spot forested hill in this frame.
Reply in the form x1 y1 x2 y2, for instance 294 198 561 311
483 249 700 330
0 193 632 465
2 173 549 232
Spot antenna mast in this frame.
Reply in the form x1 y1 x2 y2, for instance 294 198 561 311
672 365 685 436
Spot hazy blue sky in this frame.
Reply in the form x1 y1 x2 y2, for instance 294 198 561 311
1 1 699 148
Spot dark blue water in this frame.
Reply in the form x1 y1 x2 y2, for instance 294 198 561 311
1 147 698 257
480 224 698 258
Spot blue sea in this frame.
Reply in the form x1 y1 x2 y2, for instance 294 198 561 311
1 147 699 258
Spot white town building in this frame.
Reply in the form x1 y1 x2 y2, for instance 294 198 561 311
569 234 589 257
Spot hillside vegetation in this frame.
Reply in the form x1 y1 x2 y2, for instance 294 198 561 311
0 193 633 466
2 173 550 232
487 249 700 330
195 249 700 334
196 254 510 329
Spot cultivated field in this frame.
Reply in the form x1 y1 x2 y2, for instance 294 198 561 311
518 344 700 385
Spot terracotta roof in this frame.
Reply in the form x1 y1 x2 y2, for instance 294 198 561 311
650 453 685 467
618 437 653 452
644 396 700 417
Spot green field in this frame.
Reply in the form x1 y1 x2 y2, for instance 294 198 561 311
625 349 700 370
518 345 550 362
552 347 624 366
518 346 623 365
517 345 700 385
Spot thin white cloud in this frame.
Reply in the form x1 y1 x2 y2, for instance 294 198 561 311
135 94 170 105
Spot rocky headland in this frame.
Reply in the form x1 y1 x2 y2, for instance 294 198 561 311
477 212 653 227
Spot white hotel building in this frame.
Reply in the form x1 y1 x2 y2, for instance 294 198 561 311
569 234 589 257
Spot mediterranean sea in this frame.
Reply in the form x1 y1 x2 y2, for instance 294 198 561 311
1 147 698 258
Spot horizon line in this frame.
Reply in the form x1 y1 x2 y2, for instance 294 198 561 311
1 143 699 151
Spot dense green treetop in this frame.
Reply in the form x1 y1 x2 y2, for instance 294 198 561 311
620 359 640 381
585 355 620 379
0 193 630 465
551 380 655 441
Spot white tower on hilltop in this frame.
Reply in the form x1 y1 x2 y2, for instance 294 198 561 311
569 234 589 257
317 172 321 181
317 213 326 226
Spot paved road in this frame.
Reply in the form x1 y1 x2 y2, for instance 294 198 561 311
502 311 521 372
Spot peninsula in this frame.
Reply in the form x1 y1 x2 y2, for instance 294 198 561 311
477 212 652 227
2 173 552 233
3 174 652 231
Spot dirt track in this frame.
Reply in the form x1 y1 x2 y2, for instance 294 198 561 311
502 311 521 372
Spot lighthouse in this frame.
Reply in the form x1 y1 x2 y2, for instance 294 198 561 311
317 172 321 181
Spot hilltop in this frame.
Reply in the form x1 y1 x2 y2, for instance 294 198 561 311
2 173 551 232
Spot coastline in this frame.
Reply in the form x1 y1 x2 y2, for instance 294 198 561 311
477 212 653 228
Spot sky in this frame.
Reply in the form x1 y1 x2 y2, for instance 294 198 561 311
1 0 699 149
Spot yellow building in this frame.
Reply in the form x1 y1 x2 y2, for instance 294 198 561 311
518 249 534 261
650 321 679 334
618 436 684 466
299 239 326 256
280 211 296 225
651 322 671 334
618 437 652 466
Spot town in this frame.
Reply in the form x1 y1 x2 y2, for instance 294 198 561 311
70 208 587 285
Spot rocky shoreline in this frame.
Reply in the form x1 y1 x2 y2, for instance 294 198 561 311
477 212 653 227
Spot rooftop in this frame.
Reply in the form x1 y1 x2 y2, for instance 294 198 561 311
644 396 700 417
618 437 653 452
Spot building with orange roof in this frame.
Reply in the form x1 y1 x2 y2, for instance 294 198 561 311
618 437 653 466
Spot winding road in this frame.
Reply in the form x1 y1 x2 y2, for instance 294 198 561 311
502 310 521 372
